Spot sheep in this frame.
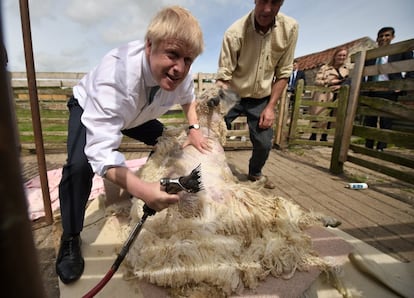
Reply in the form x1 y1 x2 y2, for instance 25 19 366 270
122 86 341 297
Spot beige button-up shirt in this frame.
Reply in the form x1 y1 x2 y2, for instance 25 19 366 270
217 10 298 99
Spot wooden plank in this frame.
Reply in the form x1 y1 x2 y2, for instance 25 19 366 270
14 87 73 96
350 144 414 168
351 39 414 62
347 155 414 184
301 100 338 108
356 106 400 118
352 125 414 148
20 131 67 137
339 50 366 163
360 78 414 93
11 71 86 80
17 118 68 124
290 139 333 147
358 95 414 121
363 59 414 76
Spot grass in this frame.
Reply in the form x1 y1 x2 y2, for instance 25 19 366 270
14 104 186 146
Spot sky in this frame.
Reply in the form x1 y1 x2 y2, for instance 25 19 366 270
2 0 414 74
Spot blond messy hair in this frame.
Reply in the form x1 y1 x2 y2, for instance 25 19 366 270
145 6 204 57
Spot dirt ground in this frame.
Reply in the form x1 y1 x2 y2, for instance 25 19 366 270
25 146 413 297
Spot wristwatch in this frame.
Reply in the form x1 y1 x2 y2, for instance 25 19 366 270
188 124 200 130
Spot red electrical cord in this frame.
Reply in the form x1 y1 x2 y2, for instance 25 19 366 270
82 206 155 298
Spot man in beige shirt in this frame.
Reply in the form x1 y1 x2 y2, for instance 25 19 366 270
216 0 298 189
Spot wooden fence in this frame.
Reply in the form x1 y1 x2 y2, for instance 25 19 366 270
12 72 252 153
274 39 414 185
274 80 349 149
329 39 414 184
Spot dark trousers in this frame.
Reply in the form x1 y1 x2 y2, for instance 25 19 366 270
364 115 393 150
58 97 163 235
364 91 398 150
225 97 273 177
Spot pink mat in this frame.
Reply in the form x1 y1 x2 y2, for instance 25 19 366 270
24 158 147 220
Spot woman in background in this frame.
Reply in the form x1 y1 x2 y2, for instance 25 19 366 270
309 47 350 141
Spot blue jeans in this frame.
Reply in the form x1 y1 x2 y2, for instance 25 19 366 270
225 96 273 177
58 96 163 234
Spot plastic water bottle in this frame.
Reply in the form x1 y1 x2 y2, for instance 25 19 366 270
346 183 368 189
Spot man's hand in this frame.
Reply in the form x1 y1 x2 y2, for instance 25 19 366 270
104 167 179 212
182 128 211 153
215 79 231 90
259 106 276 129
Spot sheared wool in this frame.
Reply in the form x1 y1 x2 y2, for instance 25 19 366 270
123 87 337 297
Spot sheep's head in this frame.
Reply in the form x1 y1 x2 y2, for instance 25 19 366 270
195 86 240 144
196 86 240 121
206 87 240 115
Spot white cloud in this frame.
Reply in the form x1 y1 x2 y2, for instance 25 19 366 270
3 0 414 73
65 0 123 24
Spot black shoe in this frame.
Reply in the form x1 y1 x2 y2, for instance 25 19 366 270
56 234 84 284
309 133 317 141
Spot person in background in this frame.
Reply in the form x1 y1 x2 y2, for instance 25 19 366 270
216 0 298 189
55 6 208 284
364 26 414 151
309 47 349 142
287 58 306 108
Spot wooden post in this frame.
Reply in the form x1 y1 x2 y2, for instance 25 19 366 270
330 85 350 173
288 79 305 144
275 86 288 148
19 0 53 224
339 51 366 163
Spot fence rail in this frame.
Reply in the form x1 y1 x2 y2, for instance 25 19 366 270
12 73 253 153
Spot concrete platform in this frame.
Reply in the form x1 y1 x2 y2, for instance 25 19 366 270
58 196 413 298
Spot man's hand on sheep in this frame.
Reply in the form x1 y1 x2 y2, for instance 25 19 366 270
183 128 212 153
